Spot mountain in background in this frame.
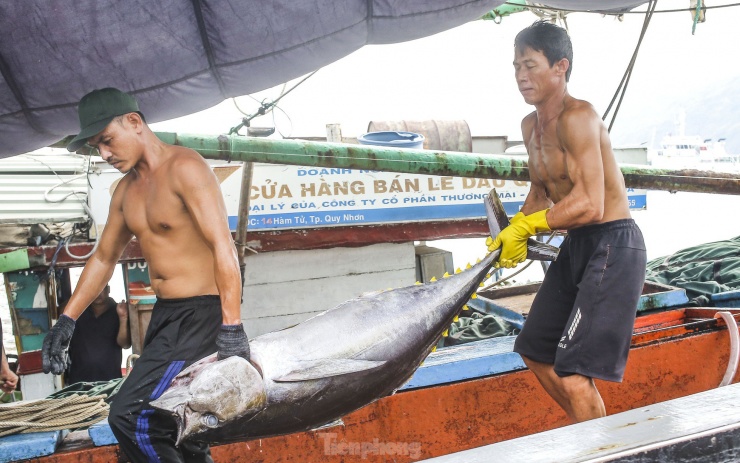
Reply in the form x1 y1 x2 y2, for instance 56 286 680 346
611 74 739 154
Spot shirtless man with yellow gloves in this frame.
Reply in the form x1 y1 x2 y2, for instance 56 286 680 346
488 21 647 422
41 88 248 462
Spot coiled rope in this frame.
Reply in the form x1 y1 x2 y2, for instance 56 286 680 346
0 393 108 437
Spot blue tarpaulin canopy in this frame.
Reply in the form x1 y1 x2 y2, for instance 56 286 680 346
0 1 648 158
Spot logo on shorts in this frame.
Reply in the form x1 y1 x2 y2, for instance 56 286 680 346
568 308 582 341
558 335 567 349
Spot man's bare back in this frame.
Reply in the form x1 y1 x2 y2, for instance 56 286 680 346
114 146 224 299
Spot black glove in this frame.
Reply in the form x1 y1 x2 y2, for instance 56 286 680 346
42 314 76 375
216 324 250 361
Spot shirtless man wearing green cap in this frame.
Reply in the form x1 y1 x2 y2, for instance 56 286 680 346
41 87 249 463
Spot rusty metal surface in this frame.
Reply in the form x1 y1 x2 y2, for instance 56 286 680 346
2 220 491 268
632 309 740 346
422 384 740 462
60 133 740 195
154 133 740 195
167 132 531 180
621 166 740 195
1 239 145 269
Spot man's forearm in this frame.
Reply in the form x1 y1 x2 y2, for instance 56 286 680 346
545 192 604 230
1 346 10 375
214 246 243 325
520 182 552 216
117 318 132 349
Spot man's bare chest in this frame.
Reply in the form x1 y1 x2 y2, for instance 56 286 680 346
122 182 187 234
527 132 568 184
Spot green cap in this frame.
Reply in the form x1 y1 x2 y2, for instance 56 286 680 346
66 88 140 152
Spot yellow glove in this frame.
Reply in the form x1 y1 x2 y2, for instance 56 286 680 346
509 211 526 224
485 212 525 249
487 209 551 268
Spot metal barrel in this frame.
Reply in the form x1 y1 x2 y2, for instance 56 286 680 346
367 120 472 152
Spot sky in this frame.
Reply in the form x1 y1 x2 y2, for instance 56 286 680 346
149 2 740 148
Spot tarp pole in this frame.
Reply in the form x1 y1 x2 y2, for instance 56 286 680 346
71 132 740 196
234 161 254 297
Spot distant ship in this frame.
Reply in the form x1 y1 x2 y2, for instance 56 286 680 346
648 110 739 171
651 135 738 166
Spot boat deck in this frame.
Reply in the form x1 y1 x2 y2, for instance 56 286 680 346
422 382 740 462
3 307 738 462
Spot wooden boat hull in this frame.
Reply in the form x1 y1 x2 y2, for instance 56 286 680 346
28 308 740 462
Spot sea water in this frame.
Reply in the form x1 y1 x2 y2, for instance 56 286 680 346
2 190 740 357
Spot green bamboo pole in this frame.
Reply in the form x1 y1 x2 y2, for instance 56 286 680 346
155 133 740 196
158 132 530 181
53 132 740 195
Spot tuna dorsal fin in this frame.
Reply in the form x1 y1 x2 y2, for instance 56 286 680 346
272 359 386 382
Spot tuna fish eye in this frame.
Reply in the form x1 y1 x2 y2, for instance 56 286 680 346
202 414 219 428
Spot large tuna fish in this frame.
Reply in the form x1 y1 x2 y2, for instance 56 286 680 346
150 191 558 445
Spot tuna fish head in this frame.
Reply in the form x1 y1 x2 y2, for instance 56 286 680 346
151 356 267 445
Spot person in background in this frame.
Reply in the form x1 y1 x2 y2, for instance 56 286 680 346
488 20 647 422
1 321 18 395
65 284 131 384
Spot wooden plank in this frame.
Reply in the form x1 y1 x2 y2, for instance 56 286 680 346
421 382 740 463
480 292 536 316
244 268 414 320
400 336 524 390
712 290 740 308
87 421 117 447
3 219 489 269
243 242 416 284
638 282 689 312
241 242 416 337
479 282 690 319
0 431 64 463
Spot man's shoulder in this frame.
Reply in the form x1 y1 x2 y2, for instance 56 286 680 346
560 98 598 122
114 171 135 191
160 145 217 194
157 145 212 183
521 111 537 133
522 111 537 124
164 145 210 173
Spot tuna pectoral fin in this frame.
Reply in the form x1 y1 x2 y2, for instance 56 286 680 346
272 359 386 382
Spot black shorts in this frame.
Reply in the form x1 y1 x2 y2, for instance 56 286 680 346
513 219 646 382
109 295 221 463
